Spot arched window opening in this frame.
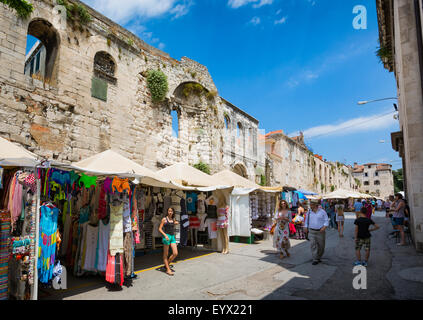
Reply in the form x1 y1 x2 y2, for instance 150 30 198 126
237 122 243 137
374 180 380 185
171 109 180 138
25 19 60 82
93 51 116 84
91 51 116 101
224 115 230 131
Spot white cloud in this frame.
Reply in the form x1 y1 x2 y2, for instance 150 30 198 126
289 110 397 140
228 0 273 9
84 0 191 23
249 16 261 25
285 39 374 88
158 43 166 50
276 9 282 15
274 16 287 25
253 0 274 8
170 0 194 19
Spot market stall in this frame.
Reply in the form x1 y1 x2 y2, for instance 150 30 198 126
211 171 282 241
156 163 233 253
0 136 41 300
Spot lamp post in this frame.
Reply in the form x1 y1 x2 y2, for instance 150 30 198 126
357 97 398 105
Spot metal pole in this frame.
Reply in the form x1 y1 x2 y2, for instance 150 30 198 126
31 171 40 300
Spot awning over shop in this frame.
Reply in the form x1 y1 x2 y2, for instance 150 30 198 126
322 189 371 200
70 149 178 188
212 170 261 189
0 136 40 167
156 162 228 188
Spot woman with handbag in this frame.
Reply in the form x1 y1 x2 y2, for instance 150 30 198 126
273 200 292 259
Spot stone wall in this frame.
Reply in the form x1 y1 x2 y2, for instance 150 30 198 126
0 0 264 177
388 0 423 251
265 131 358 193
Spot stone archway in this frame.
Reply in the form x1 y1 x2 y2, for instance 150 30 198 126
233 163 248 179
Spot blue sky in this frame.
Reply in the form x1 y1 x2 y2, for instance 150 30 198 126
38 0 402 169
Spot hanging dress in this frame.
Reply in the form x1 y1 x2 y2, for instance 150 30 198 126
38 204 59 284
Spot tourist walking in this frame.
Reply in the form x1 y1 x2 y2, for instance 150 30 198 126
293 203 306 240
354 207 380 266
327 202 336 230
392 193 406 246
335 201 345 237
273 200 292 259
158 207 179 276
304 200 329 265
354 199 363 219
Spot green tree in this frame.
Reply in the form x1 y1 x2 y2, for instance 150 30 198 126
192 161 210 175
392 168 404 193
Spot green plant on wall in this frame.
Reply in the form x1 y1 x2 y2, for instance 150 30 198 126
206 90 217 101
182 83 205 98
1 0 33 18
147 70 168 103
127 38 134 46
354 178 361 188
321 183 325 192
193 161 210 175
57 0 91 25
260 175 267 186
330 185 335 192
376 39 393 65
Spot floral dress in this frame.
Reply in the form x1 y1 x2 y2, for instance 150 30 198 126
273 210 292 253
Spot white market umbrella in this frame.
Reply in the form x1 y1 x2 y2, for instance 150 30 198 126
157 162 225 188
72 149 175 188
212 170 261 189
0 136 39 167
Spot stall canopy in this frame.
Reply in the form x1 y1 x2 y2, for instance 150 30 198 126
212 170 261 189
322 189 370 200
156 162 227 188
71 149 177 188
0 136 39 167
297 189 318 196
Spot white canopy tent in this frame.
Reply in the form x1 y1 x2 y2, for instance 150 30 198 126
322 189 372 200
156 162 229 189
70 150 182 189
0 136 40 167
212 170 261 189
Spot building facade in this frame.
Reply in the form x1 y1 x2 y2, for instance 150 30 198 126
0 0 264 178
265 131 358 193
377 0 423 251
352 163 394 199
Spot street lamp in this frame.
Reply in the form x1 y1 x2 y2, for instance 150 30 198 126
357 97 398 105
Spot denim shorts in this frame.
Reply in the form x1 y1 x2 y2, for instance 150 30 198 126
392 218 404 226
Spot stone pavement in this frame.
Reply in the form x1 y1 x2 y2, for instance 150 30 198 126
42 212 423 300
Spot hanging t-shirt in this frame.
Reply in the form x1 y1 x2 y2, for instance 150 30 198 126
206 195 219 207
186 193 198 213
206 218 217 239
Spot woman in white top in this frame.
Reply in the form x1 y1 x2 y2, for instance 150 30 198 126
335 201 345 238
273 200 292 259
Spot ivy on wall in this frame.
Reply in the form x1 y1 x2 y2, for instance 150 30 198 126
146 69 168 103
0 0 33 19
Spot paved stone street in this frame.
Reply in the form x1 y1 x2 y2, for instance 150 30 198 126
41 212 423 300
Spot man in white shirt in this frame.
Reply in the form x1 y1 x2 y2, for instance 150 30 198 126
304 200 329 265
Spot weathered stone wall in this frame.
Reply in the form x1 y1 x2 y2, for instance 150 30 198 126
390 0 423 251
0 0 264 177
265 131 358 193
352 164 394 199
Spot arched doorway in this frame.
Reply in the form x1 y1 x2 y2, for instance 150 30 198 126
233 163 248 179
